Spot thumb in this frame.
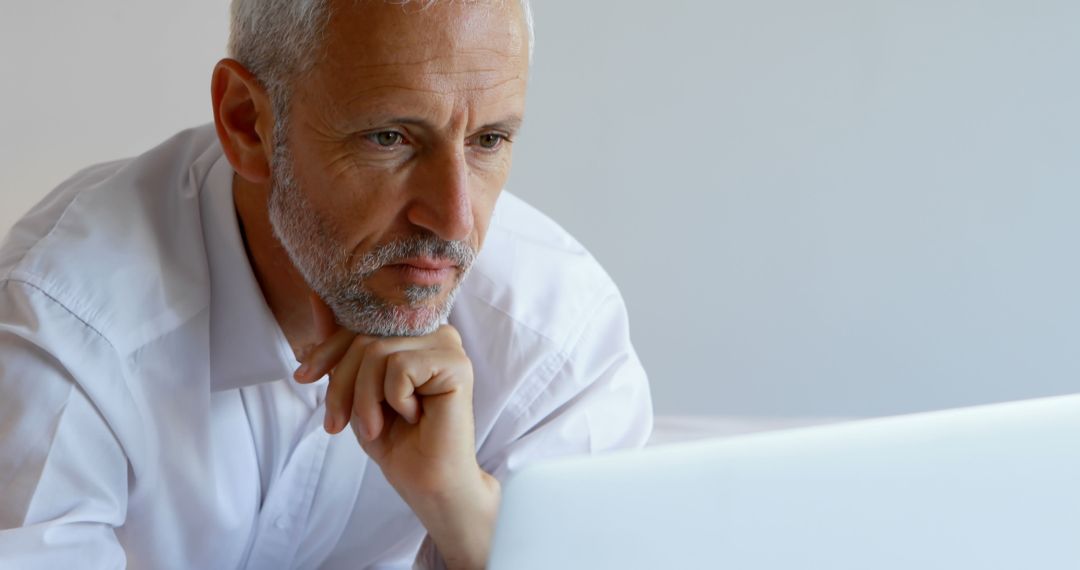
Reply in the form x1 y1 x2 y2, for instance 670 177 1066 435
309 291 339 343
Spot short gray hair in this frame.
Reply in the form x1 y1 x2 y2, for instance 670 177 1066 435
228 0 534 105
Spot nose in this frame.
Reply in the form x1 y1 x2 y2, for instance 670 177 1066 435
405 146 475 242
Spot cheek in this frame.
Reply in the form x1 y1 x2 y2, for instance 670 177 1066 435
292 135 389 206
302 143 408 211
467 154 513 243
470 185 504 248
292 163 407 252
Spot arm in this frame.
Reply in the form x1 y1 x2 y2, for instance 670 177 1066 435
0 280 129 569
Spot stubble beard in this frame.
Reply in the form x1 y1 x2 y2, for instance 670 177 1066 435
265 118 476 337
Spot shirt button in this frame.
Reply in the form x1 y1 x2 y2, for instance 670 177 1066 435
274 515 291 530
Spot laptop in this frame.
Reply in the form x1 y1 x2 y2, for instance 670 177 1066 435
487 393 1080 569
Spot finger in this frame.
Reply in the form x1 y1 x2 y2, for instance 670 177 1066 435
323 335 378 433
295 326 356 383
386 348 474 433
338 335 446 439
294 294 348 383
352 339 396 441
433 323 464 348
405 348 473 397
383 351 423 424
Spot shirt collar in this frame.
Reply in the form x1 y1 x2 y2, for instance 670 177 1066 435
200 155 298 392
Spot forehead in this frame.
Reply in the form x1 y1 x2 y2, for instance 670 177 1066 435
311 1 529 100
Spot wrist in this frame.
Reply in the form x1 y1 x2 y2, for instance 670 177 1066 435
408 468 501 570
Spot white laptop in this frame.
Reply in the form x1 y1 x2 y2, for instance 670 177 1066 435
487 393 1080 570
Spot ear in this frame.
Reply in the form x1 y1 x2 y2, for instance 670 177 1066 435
211 58 276 183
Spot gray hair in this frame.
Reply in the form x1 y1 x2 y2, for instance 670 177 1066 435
228 0 534 105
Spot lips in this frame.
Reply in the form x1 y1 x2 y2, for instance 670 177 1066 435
383 257 459 287
392 257 458 271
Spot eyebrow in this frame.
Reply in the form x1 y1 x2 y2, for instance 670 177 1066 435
384 116 524 134
483 117 524 134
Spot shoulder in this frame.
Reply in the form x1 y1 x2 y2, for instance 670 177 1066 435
0 125 220 354
454 193 653 467
452 192 631 414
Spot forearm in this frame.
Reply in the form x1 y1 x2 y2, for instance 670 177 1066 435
406 469 502 570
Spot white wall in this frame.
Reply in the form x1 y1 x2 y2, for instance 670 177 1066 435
509 0 1080 416
0 1 228 232
3 1 1078 417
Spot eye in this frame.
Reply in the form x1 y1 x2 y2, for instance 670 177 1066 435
474 133 507 151
367 130 405 148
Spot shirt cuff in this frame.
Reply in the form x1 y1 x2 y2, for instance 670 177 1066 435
411 534 447 570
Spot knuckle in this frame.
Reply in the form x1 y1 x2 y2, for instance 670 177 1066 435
437 324 462 345
360 338 391 359
441 343 470 365
385 351 408 377
452 353 474 381
447 349 469 368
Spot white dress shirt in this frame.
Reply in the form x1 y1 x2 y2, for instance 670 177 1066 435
0 125 653 569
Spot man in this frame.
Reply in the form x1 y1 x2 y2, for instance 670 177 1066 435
0 1 652 568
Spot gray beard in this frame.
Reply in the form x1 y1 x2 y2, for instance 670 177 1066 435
265 121 476 337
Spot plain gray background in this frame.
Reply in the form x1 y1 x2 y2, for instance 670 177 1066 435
2 1 1077 417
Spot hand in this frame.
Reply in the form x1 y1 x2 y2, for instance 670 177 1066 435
294 294 499 569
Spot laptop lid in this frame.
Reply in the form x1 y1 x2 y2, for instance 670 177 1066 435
488 393 1080 570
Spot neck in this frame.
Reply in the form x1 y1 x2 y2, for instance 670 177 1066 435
232 174 318 355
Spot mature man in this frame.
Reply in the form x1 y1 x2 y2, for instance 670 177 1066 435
0 1 651 568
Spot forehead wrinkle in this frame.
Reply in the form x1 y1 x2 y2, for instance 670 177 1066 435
323 50 525 90
330 61 524 92
335 73 525 111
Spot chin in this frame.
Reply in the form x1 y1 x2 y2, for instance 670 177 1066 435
327 275 465 337
393 303 445 336
333 295 447 337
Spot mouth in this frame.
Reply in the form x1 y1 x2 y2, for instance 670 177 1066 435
384 257 459 286
395 257 458 270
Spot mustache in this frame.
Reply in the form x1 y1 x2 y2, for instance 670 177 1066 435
355 234 477 278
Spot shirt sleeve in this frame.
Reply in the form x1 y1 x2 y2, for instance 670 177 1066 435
0 280 129 569
413 291 654 570
481 290 654 481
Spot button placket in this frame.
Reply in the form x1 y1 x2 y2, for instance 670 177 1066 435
243 427 331 570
